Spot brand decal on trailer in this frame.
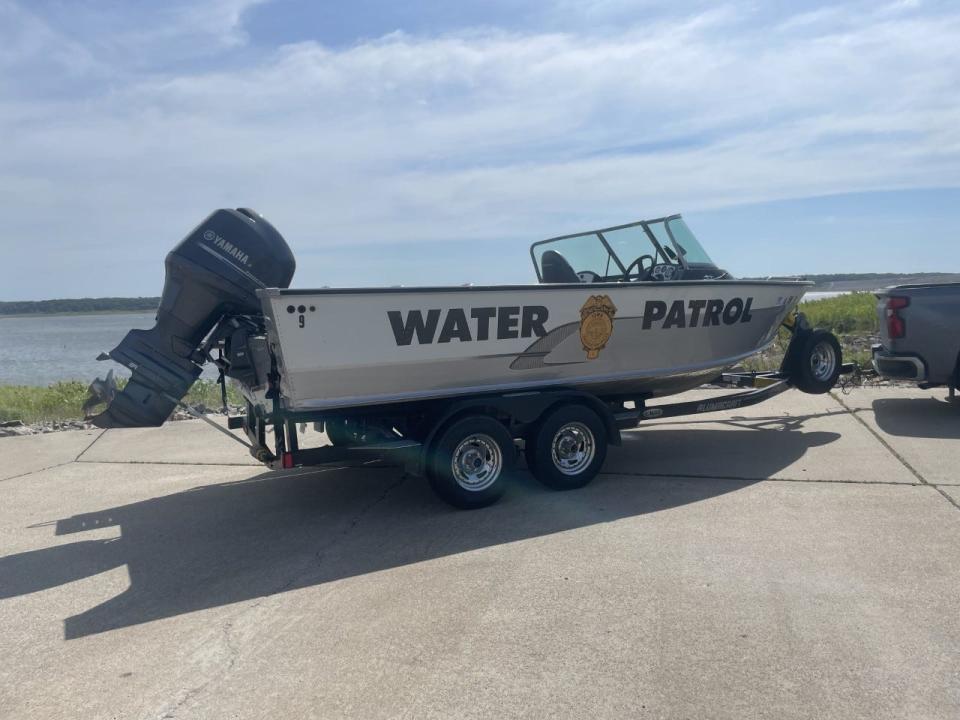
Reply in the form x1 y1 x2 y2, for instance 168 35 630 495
696 398 743 412
388 306 549 345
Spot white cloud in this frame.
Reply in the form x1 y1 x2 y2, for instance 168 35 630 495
1 0 959 296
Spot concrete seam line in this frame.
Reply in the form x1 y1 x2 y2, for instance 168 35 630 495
74 429 106 461
0 461 73 483
75 459 259 467
73 459 400 471
0 429 105 482
152 472 407 717
601 471 921 486
832 393 960 513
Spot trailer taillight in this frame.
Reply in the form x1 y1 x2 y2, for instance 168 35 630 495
886 296 909 339
282 452 294 469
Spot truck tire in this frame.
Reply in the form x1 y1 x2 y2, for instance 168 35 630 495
790 329 842 394
525 404 608 491
428 415 515 509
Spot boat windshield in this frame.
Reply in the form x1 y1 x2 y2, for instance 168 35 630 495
530 214 717 283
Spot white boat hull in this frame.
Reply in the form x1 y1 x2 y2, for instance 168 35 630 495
257 281 808 411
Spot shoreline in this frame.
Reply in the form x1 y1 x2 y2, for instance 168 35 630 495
0 405 242 437
0 309 157 319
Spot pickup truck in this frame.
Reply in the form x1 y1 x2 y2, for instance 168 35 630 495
873 283 960 395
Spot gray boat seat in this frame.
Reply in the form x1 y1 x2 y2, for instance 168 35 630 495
541 250 580 283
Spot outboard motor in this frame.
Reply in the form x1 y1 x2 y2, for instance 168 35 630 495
87 208 295 427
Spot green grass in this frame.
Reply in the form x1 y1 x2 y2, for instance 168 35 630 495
740 291 879 372
800 292 878 334
0 379 243 424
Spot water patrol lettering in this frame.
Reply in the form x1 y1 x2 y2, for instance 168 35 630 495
389 306 549 345
642 297 753 330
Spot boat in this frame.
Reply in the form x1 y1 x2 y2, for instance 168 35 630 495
85 209 842 508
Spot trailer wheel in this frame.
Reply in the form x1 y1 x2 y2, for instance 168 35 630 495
428 416 515 509
526 404 607 491
791 329 842 394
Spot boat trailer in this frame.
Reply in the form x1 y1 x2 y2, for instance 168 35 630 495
164 310 851 508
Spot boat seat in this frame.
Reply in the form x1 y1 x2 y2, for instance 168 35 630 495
541 250 580 283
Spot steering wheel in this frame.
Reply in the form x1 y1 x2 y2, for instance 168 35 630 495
623 254 655 281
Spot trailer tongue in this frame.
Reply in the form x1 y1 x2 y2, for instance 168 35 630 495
86 208 295 427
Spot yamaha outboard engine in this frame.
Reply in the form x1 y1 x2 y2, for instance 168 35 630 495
87 208 295 427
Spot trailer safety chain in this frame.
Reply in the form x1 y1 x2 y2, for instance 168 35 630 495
835 362 885 394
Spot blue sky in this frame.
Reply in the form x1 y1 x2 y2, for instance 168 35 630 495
1 0 959 299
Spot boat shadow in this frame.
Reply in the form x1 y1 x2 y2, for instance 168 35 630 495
871 396 960 439
0 419 839 640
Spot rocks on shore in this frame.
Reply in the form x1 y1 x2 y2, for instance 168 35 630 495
0 419 93 437
0 405 245 437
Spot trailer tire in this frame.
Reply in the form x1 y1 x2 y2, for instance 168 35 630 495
526 404 607 491
791 329 842 394
428 416 515 509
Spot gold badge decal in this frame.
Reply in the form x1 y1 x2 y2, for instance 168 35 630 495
579 295 617 360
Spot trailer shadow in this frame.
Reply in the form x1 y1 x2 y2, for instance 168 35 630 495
871 396 960 439
0 420 839 640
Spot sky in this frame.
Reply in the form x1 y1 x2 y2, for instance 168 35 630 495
1 0 959 300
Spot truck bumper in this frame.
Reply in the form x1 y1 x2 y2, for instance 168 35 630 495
871 344 927 381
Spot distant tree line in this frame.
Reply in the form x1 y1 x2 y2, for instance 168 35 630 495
743 272 960 288
0 297 161 316
803 272 952 283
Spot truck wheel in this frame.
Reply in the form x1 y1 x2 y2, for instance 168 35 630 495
428 416 515 509
526 404 607 491
791 329 842 394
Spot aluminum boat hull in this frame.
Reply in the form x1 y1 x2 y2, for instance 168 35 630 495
256 280 809 411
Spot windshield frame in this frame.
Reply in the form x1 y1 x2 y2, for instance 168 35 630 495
530 213 712 282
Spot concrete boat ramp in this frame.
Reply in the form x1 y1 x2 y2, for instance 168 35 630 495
1 387 958 719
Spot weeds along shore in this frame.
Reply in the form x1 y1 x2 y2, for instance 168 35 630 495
0 379 244 434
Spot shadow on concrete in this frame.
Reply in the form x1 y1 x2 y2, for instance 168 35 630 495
612 425 838 479
0 422 839 640
872 397 960 439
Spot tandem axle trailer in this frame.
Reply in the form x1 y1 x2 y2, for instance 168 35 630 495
201 315 849 509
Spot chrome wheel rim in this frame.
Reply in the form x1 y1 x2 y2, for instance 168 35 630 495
551 422 595 476
809 341 837 381
451 434 502 491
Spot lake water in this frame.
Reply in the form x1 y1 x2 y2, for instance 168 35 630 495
0 313 218 386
